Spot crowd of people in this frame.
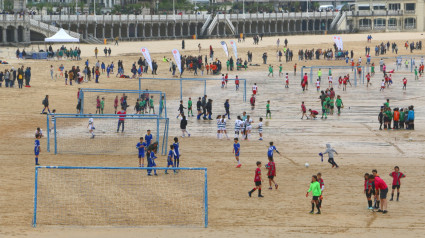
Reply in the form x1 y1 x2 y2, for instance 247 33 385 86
0 66 32 88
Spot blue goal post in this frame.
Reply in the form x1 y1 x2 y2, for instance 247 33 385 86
79 88 167 117
33 166 208 228
139 77 247 102
369 55 425 72
46 114 169 155
300 65 365 86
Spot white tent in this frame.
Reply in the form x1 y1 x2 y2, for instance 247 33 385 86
44 28 79 43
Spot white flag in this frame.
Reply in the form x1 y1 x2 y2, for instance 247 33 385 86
141 47 153 71
172 49 182 73
229 40 237 59
338 36 343 50
220 41 229 58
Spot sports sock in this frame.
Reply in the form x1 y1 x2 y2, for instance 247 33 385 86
258 188 261 196
391 193 394 199
368 200 372 207
177 159 179 167
377 201 380 208
91 132 94 136
318 199 322 207
311 203 315 211
35 157 38 164
397 192 400 199
237 160 240 165
217 133 220 139
250 188 256 193
316 204 321 212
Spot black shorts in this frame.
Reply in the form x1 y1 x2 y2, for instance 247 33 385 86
268 175 274 179
266 110 271 114
330 106 334 109
392 185 400 189
322 109 326 113
380 188 388 199
255 181 261 186
365 190 372 198
312 196 319 201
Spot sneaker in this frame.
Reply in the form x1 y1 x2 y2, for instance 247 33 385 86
383 210 388 214
268 187 272 190
275 184 278 189
332 165 335 168
259 138 263 141
165 171 169 174
368 207 374 210
316 211 321 214
188 134 191 137
377 209 383 212
248 192 252 197
258 195 264 198
147 174 152 176
236 164 242 168
396 198 399 202
154 174 158 176
309 211 314 214
35 163 40 166
390 198 393 201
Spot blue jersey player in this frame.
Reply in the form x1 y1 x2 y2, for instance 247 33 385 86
233 138 241 168
267 141 280 159
34 133 41 165
147 147 157 176
165 145 176 174
145 130 153 147
173 137 181 171
136 137 147 167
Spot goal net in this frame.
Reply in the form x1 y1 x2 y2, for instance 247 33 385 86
33 166 208 227
48 114 169 155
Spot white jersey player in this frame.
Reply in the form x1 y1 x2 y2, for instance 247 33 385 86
87 115 95 139
258 117 263 140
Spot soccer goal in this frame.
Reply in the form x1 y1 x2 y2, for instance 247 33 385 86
301 65 365 86
79 88 167 117
140 77 247 102
46 114 169 155
33 166 208 228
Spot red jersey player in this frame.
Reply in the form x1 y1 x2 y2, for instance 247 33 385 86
317 172 324 208
366 73 371 87
266 157 278 190
402 77 407 90
248 161 264 197
389 166 405 201
235 75 240 91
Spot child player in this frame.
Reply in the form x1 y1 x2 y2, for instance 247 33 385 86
146 146 158 176
173 137 181 170
233 138 241 168
266 157 278 189
87 114 95 139
389 166 405 201
267 142 280 159
187 97 194 117
136 137 147 167
266 100 271 119
258 117 263 140
145 130 153 147
248 161 264 197
364 173 374 209
285 73 289 88
165 145 176 174
34 133 41 165
306 175 321 214
317 172 324 208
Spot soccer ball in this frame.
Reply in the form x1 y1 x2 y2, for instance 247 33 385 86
305 163 309 168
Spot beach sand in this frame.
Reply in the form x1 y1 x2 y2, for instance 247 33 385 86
1 31 425 238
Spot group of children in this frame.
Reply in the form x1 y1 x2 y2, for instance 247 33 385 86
233 113 263 141
136 133 182 176
364 167 406 214
378 99 415 130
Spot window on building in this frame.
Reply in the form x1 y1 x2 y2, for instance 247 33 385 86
358 5 370 11
389 4 400 10
359 19 371 27
374 18 386 27
405 18 416 26
405 3 415 11
388 18 397 26
373 4 386 10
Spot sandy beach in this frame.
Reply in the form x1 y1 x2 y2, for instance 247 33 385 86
1 31 425 238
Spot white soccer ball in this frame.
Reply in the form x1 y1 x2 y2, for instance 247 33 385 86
305 163 309 168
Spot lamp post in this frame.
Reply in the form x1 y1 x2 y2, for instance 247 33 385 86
93 0 96 15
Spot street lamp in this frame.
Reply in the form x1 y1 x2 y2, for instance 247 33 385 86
156 0 159 14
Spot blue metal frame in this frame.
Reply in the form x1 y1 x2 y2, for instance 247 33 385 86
140 77 247 102
301 65 365 86
32 166 208 228
52 114 169 155
79 88 166 116
46 114 50 152
369 55 425 73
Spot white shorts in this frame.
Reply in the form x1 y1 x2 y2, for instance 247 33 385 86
89 125 94 130
259 128 263 133
247 126 252 131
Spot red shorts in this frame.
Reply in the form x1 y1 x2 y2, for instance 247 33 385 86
253 90 257 95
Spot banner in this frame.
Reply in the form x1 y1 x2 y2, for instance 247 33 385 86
229 40 238 59
172 49 182 73
333 36 343 50
220 41 229 58
141 47 153 71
